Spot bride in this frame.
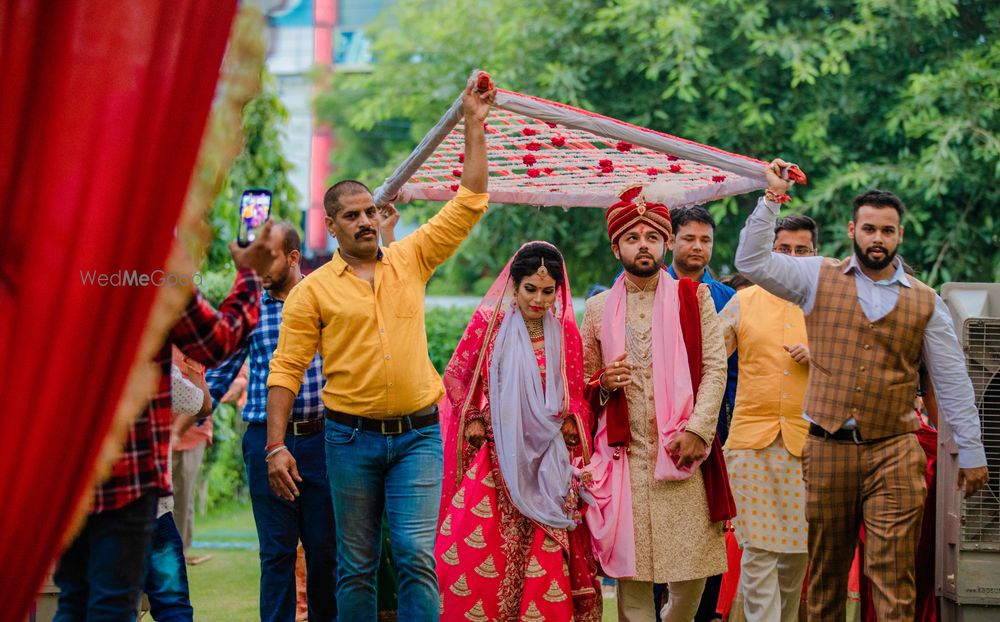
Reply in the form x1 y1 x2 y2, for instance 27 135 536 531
436 241 602 622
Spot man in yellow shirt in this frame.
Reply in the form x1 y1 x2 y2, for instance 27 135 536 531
264 81 496 621
719 215 817 622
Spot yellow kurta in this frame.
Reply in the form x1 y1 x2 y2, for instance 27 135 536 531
719 285 811 552
581 274 728 583
268 186 489 418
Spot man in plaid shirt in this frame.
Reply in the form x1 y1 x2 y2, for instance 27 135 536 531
206 223 337 622
54 230 277 621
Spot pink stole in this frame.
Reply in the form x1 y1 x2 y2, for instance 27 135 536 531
582 274 699 577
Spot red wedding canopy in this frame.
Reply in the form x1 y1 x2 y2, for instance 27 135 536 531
374 72 769 209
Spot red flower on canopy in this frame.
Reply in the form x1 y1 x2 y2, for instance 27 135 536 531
616 141 633 152
551 136 566 147
546 122 557 128
543 167 555 174
522 154 537 166
669 164 682 173
525 142 543 151
522 128 538 136
526 168 541 178
667 155 679 161
452 169 463 177
458 153 464 163
450 184 459 191
712 175 726 182
646 168 659 176
599 159 613 167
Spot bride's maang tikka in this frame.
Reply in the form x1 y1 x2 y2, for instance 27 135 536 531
536 257 549 278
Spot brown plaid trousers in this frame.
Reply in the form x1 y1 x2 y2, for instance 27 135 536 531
802 432 927 621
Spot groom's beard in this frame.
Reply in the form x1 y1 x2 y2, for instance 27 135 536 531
854 239 897 271
621 252 661 278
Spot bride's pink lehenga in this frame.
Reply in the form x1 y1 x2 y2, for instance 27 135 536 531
436 244 602 622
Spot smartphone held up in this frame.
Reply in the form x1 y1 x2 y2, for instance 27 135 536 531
237 188 272 247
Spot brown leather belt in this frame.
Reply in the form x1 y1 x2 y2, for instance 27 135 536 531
325 405 438 435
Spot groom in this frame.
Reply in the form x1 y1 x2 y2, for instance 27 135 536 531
580 186 732 622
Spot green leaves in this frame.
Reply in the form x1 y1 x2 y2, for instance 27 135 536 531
315 0 1000 289
205 69 301 272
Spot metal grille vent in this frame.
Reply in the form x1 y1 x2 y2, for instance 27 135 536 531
961 318 1000 549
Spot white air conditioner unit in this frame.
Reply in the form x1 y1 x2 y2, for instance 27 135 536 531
938 283 1000 621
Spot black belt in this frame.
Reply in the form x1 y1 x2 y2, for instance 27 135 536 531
287 419 324 436
325 405 438 435
809 423 868 443
248 419 325 436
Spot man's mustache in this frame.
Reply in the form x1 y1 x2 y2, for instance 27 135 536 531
355 228 377 239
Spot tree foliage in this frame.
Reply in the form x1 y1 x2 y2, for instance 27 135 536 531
204 69 301 271
315 0 999 291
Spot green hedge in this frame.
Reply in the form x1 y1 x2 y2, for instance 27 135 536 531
426 305 476 373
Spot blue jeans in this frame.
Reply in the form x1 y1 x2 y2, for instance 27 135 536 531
325 418 442 622
144 512 193 621
54 492 158 621
244 423 338 622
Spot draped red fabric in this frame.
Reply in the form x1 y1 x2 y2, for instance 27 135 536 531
677 277 737 523
0 1 237 617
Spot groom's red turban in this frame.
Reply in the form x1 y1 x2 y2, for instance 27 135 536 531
606 185 672 244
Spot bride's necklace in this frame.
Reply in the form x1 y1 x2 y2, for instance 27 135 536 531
524 316 544 341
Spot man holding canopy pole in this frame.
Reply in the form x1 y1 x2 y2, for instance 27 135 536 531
264 75 496 622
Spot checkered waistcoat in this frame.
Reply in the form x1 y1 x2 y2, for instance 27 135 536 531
803 257 936 439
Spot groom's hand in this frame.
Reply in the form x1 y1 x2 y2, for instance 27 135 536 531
600 353 634 392
667 431 708 469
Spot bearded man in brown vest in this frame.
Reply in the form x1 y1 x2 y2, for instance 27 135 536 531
734 159 989 621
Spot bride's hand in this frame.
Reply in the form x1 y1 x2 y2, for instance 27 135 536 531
465 419 487 448
561 417 580 447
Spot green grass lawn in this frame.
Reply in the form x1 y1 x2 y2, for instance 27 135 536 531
178 502 620 621
185 548 260 620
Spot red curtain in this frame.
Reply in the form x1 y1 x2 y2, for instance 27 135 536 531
0 1 237 617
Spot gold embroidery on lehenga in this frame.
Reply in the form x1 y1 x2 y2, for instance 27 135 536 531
542 579 568 603
524 555 546 578
441 542 460 566
465 462 479 480
452 486 466 509
521 601 546 621
475 554 500 578
450 573 473 597
439 514 453 537
471 496 493 519
464 525 487 549
465 599 489 622
541 536 561 553
482 471 496 488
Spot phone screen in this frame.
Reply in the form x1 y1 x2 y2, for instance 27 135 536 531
237 189 272 247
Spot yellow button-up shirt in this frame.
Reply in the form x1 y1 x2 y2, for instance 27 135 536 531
720 285 811 456
267 186 489 418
